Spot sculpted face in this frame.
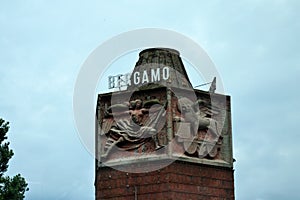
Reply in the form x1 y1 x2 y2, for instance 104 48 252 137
129 99 144 125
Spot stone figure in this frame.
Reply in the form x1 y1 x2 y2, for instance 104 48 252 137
175 97 222 158
101 99 166 157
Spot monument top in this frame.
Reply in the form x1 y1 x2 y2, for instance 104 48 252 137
139 48 180 56
127 48 192 91
97 48 232 173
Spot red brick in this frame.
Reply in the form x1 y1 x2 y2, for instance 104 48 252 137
96 161 234 200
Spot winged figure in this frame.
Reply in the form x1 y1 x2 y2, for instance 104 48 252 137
175 97 222 158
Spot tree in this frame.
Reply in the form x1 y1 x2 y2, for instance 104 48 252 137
0 118 28 200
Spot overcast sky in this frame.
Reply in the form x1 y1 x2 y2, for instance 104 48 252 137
1 0 300 199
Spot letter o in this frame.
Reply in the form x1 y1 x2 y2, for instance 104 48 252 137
162 67 169 80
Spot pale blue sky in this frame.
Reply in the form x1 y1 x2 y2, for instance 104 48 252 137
1 0 300 199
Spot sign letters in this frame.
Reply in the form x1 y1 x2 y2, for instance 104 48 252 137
108 67 170 89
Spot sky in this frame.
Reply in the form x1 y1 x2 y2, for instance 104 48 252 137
1 0 300 199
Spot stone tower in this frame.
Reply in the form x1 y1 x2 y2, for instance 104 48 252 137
95 48 234 199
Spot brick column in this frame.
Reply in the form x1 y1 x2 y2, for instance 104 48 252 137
96 161 234 200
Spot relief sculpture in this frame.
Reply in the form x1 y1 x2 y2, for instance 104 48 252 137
101 98 166 158
174 97 223 159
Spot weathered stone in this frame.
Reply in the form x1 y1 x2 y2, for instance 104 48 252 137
95 48 234 199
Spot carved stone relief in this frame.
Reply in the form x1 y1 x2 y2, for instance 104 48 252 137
97 88 229 163
173 96 224 159
100 95 167 158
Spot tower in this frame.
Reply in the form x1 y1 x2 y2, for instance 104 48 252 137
95 48 234 199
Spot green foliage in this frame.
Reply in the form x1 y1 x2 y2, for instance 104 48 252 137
0 119 28 200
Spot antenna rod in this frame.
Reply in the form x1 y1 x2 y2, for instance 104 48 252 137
194 81 212 88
